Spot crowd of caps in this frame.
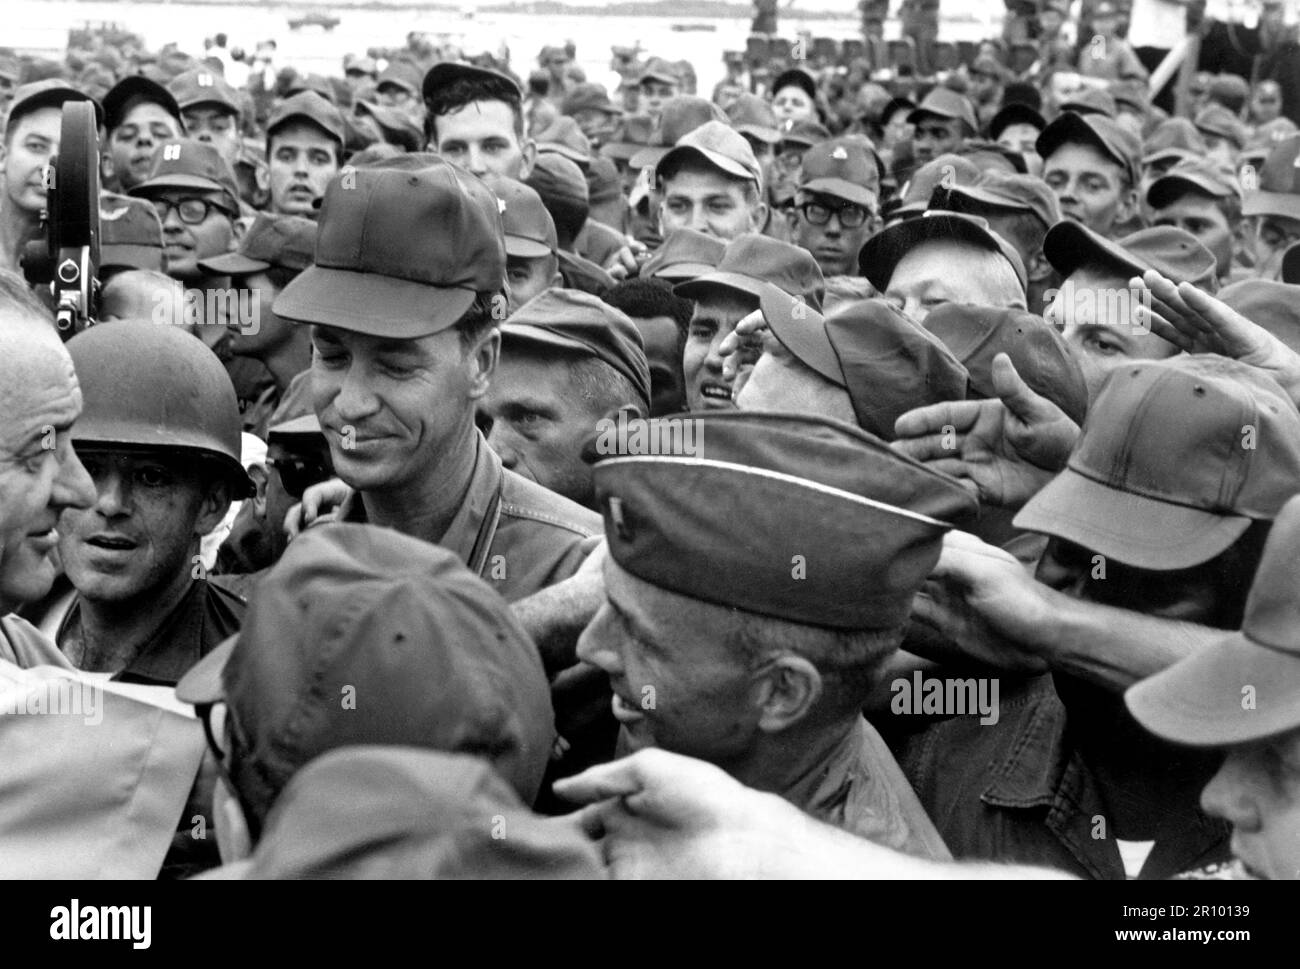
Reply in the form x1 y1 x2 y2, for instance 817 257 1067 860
1 3 1300 880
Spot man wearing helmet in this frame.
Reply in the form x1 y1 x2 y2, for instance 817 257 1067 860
51 321 254 685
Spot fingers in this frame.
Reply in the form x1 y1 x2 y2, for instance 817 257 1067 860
553 759 646 806
991 354 1064 429
893 398 981 441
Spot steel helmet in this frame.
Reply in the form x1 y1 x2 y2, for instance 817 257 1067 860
66 321 254 497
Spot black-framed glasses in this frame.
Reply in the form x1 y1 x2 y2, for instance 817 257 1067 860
152 197 232 225
266 456 332 501
799 200 870 228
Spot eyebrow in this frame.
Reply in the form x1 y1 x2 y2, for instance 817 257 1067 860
607 593 655 645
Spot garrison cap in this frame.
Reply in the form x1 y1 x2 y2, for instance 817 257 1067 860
592 411 979 630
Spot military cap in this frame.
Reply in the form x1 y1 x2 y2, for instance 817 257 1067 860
98 194 165 273
988 101 1046 142
933 169 1060 230
907 88 978 134
527 151 590 234
1142 117 1208 168
638 57 680 86
656 120 762 187
1127 494 1300 747
591 411 979 630
284 73 337 105
102 75 183 134
536 114 592 167
128 138 241 216
273 154 506 338
726 93 780 145
1037 111 1141 187
1242 134 1300 221
352 100 422 152
267 91 345 146
176 524 556 807
921 303 1090 425
629 96 727 171
799 138 880 208
771 67 818 104
376 60 422 97
483 175 557 259
676 233 825 312
775 117 832 149
1110 81 1150 116
859 211 1027 295
1014 356 1300 570
879 96 917 126
760 292 970 441
1147 157 1242 210
1059 88 1117 118
167 67 241 116
343 54 379 78
421 61 522 102
1044 222 1218 291
561 82 623 117
889 153 981 220
503 288 651 407
1194 103 1248 150
4 79 103 133
642 228 726 281
199 212 318 277
600 114 655 162
1219 280 1300 352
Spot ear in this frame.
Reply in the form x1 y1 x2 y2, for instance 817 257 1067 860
246 463 269 519
100 150 115 183
519 137 538 180
749 199 770 234
1115 184 1139 227
229 216 246 247
254 165 270 193
751 654 823 734
467 326 501 401
213 774 254 864
549 266 563 288
195 476 235 537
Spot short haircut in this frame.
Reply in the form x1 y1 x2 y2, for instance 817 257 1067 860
424 76 526 146
601 277 693 344
454 290 505 352
726 610 904 725
567 354 649 414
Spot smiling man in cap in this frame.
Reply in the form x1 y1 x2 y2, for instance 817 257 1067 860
265 91 344 219
1038 110 1141 238
273 155 600 602
481 288 650 508
577 410 977 856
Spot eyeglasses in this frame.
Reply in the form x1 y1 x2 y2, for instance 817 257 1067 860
152 197 232 225
799 200 871 228
775 149 806 172
266 455 332 500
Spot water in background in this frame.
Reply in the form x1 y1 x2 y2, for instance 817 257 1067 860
10 0 1006 98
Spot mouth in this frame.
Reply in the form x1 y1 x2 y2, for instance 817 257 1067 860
85 534 138 552
697 382 733 405
24 525 59 553
287 185 314 198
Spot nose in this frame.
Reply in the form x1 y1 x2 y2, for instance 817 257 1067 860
466 145 487 176
486 421 520 469
88 465 130 518
1200 750 1263 833
52 444 96 513
331 363 382 425
575 604 623 675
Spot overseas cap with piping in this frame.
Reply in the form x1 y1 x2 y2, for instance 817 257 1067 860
592 411 979 630
1014 355 1300 570
502 288 651 408
273 154 505 338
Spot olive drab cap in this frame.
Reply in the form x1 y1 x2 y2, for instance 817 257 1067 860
1242 134 1300 221
799 138 881 208
167 67 241 116
1127 493 1300 747
199 212 318 277
483 175 558 258
128 138 241 216
1044 222 1218 291
591 411 979 630
273 154 506 338
641 228 726 281
65 321 252 497
675 233 825 312
1014 356 1300 570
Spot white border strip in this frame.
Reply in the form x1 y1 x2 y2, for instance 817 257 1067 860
598 456 951 528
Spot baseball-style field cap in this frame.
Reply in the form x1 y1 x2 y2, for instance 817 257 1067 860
676 233 825 311
922 303 1089 425
274 154 505 338
859 211 1027 295
1142 117 1208 168
99 194 165 273
760 293 969 441
988 102 1046 142
772 67 817 103
1242 134 1300 221
629 96 727 171
561 82 622 117
168 68 241 115
128 138 241 214
880 96 917 126
285 73 337 105
502 288 651 407
102 75 183 133
536 114 592 167
1111 81 1150 116
353 100 423 152
799 138 880 208
889 153 982 220
641 227 725 281
592 411 979 630
5 79 103 133
600 114 655 162
1014 355 1300 570
482 175 556 259
638 57 679 86
422 61 523 102
908 88 978 134
1059 88 1117 119
344 53 379 77
726 93 780 145
933 170 1060 230
1126 493 1300 747
1219 280 1300 352
1037 111 1140 186
776 117 832 149
656 120 762 187
1147 157 1242 210
200 212 318 276
175 524 556 806
267 91 345 146
1194 103 1248 150
377 61 423 97
1044 222 1218 290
